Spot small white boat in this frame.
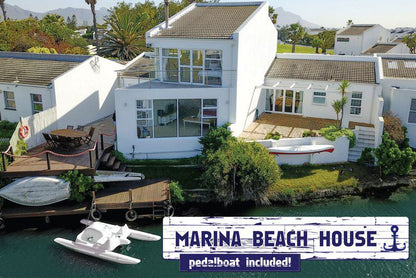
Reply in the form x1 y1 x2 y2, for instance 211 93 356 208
269 144 335 155
94 171 145 183
54 220 160 264
0 176 70 206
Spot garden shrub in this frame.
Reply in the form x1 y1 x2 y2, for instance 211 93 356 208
319 125 356 148
265 131 281 140
14 140 28 156
60 170 104 203
169 181 185 204
373 133 416 176
199 124 235 154
383 111 405 144
357 147 375 166
201 140 281 206
302 130 317 137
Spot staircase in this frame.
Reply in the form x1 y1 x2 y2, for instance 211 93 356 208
98 147 131 172
348 126 376 162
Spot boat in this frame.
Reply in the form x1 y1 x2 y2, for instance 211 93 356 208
269 144 335 155
54 219 160 264
0 176 70 206
94 171 145 183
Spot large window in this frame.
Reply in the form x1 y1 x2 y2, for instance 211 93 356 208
31 94 43 113
265 88 303 114
158 48 222 86
350 92 362 115
313 92 326 104
137 99 217 139
408 99 416 124
4 91 16 110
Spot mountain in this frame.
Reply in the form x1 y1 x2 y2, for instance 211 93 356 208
3 4 108 25
275 7 321 29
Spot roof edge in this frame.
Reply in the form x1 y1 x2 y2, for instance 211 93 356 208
275 53 379 63
233 1 268 35
0 51 91 63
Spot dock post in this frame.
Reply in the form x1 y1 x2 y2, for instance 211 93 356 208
89 151 93 168
100 134 104 150
95 146 99 160
46 152 51 170
1 153 6 171
129 189 133 209
10 147 14 162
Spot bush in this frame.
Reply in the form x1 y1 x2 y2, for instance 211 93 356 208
373 133 416 176
169 181 185 204
0 120 18 138
199 124 235 155
357 147 375 166
319 125 356 148
265 131 281 140
201 140 281 206
60 170 103 202
14 140 28 156
302 130 317 138
383 111 405 144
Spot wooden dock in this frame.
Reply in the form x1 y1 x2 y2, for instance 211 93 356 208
0 179 171 222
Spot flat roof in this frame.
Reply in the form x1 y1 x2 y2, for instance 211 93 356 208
338 25 375 36
266 58 377 84
0 52 90 86
152 2 261 39
119 55 154 78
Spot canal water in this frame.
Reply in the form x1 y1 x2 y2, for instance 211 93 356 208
0 191 415 278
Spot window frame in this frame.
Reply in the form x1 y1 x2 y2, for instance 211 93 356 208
4 91 16 110
350 92 363 116
312 91 327 105
31 93 43 114
408 98 416 124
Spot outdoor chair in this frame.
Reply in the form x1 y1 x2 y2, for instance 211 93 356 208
82 127 95 144
67 125 74 130
42 133 56 149
76 125 84 131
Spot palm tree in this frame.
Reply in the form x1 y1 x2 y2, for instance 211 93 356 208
0 0 7 22
338 80 350 128
311 36 321 53
332 97 347 129
287 23 305 53
100 8 147 60
319 30 335 54
85 0 99 51
347 19 353 26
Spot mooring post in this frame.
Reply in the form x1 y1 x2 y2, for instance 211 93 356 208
95 146 99 160
100 134 104 150
89 151 93 168
46 152 51 170
129 189 133 209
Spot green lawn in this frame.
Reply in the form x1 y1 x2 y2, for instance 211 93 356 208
269 163 372 197
277 44 334 55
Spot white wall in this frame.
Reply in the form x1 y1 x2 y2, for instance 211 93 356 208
0 84 53 123
362 25 390 53
390 88 416 147
335 35 363 55
115 87 230 159
53 56 124 129
257 136 350 165
380 78 416 113
388 43 410 54
231 2 277 135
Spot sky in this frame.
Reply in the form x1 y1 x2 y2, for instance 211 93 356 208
4 0 416 28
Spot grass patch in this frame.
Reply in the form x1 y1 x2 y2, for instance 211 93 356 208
269 163 372 196
132 166 203 190
277 44 334 54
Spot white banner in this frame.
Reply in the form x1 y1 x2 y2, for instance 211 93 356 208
163 217 409 260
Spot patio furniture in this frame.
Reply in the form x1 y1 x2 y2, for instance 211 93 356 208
67 125 74 130
76 125 84 131
82 127 95 144
42 133 56 149
50 129 88 148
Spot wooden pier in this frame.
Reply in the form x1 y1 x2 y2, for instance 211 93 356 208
0 179 171 223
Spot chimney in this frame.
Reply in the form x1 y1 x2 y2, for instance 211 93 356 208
164 0 169 29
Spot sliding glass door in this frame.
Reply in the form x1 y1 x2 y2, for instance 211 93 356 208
264 88 303 115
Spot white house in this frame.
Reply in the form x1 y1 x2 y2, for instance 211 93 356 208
363 42 409 55
115 1 277 159
0 51 124 128
378 54 416 147
335 24 391 55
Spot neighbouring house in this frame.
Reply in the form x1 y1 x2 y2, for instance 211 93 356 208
378 54 416 147
363 42 409 55
335 24 391 55
0 51 124 128
115 1 277 159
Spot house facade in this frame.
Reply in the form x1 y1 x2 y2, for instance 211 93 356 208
0 52 123 128
115 2 277 159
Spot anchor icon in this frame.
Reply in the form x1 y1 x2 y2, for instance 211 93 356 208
382 225 406 252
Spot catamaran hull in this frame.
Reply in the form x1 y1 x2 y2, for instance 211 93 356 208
54 238 141 265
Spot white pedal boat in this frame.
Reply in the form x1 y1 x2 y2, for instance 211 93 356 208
269 144 335 155
94 171 145 183
54 219 160 264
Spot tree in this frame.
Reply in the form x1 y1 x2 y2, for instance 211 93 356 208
0 0 6 22
402 33 416 54
331 97 346 129
66 14 77 30
318 30 335 54
269 6 278 24
201 140 281 206
85 0 99 51
347 19 353 26
101 3 150 60
287 23 305 53
338 80 350 128
311 36 321 53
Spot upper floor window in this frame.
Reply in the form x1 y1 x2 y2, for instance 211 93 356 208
158 48 222 86
313 92 326 104
4 91 16 110
408 99 416 124
31 94 43 114
350 92 362 115
337 37 350 42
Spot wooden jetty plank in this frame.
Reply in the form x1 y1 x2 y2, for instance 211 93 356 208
1 203 89 219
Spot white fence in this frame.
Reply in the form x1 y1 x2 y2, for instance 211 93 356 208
257 136 350 165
